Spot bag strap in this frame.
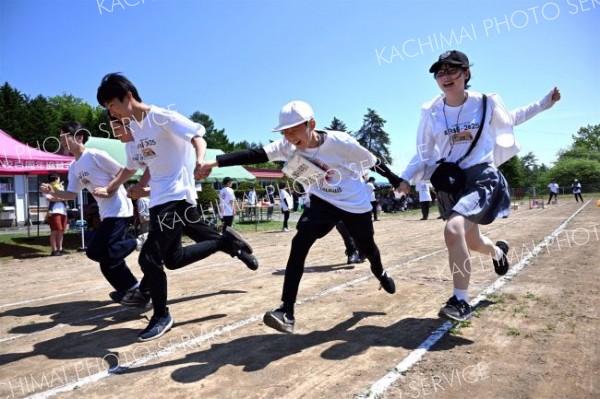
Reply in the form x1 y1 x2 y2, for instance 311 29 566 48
456 94 487 166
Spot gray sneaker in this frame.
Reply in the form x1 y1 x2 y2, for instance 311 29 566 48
263 308 295 334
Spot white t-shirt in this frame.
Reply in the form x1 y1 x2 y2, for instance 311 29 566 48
219 186 236 217
127 105 205 208
547 183 559 194
67 148 133 220
263 130 376 214
366 181 376 201
247 189 257 205
125 141 146 170
417 181 433 202
279 188 292 212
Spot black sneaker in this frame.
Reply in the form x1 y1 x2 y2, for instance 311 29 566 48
222 226 253 254
137 310 174 342
438 295 472 322
237 250 259 271
263 308 295 334
493 240 510 276
51 250 62 256
347 250 365 265
121 288 152 310
109 290 126 303
378 270 396 294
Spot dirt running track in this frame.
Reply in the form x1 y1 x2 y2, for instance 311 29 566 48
0 200 598 399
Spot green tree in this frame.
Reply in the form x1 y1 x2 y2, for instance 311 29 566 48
355 108 392 163
542 158 600 189
0 82 29 138
499 156 525 188
189 111 233 152
571 124 600 152
326 117 350 133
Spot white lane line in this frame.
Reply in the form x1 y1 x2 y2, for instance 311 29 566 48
23 234 460 398
358 201 589 399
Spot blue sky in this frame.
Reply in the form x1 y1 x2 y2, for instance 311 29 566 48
1 0 598 170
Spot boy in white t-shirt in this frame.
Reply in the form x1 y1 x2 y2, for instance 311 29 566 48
279 183 292 232
199 100 404 334
547 181 559 204
219 177 236 228
41 121 147 308
97 73 258 342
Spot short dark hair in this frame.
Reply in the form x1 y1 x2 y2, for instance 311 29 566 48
222 177 233 185
61 121 90 144
48 173 60 183
96 73 142 107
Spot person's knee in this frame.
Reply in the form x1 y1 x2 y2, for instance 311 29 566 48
444 221 463 246
86 246 103 262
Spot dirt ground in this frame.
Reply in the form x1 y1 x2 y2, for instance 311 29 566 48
0 199 598 399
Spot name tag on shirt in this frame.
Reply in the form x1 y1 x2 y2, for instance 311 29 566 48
450 130 473 144
282 153 326 184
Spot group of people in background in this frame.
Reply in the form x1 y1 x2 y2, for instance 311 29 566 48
39 48 566 341
547 178 585 204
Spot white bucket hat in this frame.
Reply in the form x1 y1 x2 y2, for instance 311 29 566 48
272 100 314 132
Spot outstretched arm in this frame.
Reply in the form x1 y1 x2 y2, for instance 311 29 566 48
198 148 270 178
511 87 561 126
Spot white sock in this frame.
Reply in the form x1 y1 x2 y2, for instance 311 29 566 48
453 288 469 302
493 246 504 261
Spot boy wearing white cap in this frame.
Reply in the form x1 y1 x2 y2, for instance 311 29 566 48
199 100 404 334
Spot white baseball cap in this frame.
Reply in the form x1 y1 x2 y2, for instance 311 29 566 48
272 100 314 132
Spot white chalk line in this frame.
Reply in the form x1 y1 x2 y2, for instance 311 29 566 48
9 205 580 398
358 201 590 398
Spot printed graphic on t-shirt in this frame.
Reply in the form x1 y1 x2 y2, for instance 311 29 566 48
78 171 91 186
131 152 146 166
137 138 158 159
311 158 342 193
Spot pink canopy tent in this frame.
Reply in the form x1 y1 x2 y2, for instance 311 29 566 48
0 129 73 174
0 129 77 240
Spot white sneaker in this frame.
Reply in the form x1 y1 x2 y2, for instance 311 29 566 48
282 227 291 232
136 233 149 251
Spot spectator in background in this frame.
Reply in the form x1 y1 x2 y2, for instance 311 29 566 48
366 176 378 221
266 184 275 220
417 180 433 220
46 174 68 256
547 180 559 204
279 184 292 232
247 186 257 206
571 179 583 202
137 196 151 235
219 177 236 228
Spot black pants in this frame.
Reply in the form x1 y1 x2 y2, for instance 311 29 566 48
282 196 384 306
222 215 234 228
282 211 290 229
574 193 583 202
547 192 557 204
139 200 225 317
420 201 430 220
370 201 378 221
86 217 138 292
335 221 358 255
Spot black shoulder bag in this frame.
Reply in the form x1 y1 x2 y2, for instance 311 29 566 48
430 94 487 196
